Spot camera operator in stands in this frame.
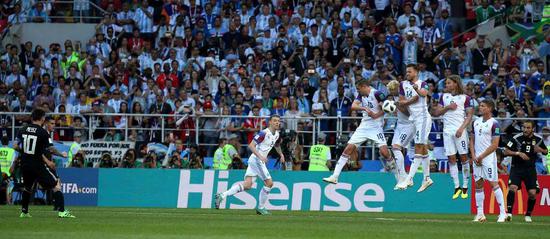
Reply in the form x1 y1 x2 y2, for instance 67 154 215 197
279 129 303 171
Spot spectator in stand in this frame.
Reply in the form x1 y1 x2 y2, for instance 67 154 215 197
475 0 496 23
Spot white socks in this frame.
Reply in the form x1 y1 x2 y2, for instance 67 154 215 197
449 162 459 188
222 183 244 198
422 156 430 179
406 156 423 181
475 188 485 216
393 149 407 178
258 186 271 209
493 186 506 215
462 161 470 189
332 155 349 178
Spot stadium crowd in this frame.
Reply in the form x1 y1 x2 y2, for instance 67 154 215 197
0 0 548 171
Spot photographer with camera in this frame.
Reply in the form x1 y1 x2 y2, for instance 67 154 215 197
308 133 331 171
279 129 303 171
100 153 116 168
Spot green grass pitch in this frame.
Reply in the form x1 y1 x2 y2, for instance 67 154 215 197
1 206 549 239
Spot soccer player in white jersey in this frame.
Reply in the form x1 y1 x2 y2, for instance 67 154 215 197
432 75 474 199
215 115 285 215
323 79 395 184
387 80 415 190
470 99 507 223
396 64 434 192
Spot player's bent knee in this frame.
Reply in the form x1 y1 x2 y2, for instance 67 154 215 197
343 144 356 155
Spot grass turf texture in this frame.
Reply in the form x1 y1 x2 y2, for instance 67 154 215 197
1 206 550 239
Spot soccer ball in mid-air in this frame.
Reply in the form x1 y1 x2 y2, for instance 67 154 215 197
382 100 397 113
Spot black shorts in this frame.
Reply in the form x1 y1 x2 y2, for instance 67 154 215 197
21 163 58 191
509 167 540 192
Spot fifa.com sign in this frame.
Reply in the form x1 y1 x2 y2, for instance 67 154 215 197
57 168 99 206
177 170 470 214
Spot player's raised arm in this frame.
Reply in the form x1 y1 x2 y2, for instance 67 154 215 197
350 98 365 112
413 81 429 97
398 81 419 107
431 95 451 117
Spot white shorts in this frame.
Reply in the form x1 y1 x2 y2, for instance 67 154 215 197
443 131 469 156
473 155 498 182
413 116 432 145
348 122 387 147
392 123 415 147
245 156 271 181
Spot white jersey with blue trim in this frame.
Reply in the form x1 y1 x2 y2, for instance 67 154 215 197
250 128 280 159
355 88 386 126
473 117 500 161
439 93 472 133
399 80 430 119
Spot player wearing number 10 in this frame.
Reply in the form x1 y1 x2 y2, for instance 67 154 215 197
14 109 75 218
432 75 474 199
323 79 396 185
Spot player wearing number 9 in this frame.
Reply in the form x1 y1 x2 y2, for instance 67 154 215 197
503 121 548 222
13 109 75 218
470 99 506 223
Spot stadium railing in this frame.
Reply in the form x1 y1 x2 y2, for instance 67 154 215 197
1 112 547 160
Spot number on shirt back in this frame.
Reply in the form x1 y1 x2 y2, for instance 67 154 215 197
22 134 37 154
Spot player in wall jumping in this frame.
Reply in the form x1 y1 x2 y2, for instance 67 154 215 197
386 80 415 190
432 75 474 199
395 64 434 192
322 78 397 185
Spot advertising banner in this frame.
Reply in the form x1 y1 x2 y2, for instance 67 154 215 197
177 170 470 214
471 175 550 216
56 168 98 206
98 168 180 207
80 141 135 163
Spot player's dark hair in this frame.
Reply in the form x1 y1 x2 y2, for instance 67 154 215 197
522 120 535 128
481 99 495 110
31 108 46 122
406 64 418 71
269 114 281 121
